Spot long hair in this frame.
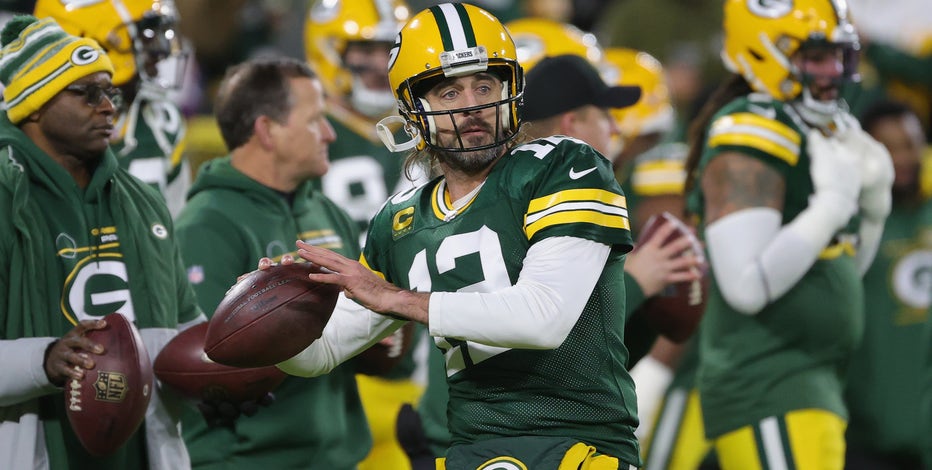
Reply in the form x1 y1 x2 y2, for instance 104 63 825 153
683 74 753 201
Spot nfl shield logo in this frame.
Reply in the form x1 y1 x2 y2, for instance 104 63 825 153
187 265 205 285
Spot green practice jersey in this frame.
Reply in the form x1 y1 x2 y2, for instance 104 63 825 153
845 198 932 457
112 97 190 218
363 136 640 460
687 94 864 438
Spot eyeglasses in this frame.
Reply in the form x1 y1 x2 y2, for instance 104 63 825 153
63 84 123 109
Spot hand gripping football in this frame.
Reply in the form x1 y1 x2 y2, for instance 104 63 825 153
637 212 709 342
154 322 286 402
65 313 153 456
204 263 340 368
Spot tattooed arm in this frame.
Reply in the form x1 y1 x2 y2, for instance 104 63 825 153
700 146 859 314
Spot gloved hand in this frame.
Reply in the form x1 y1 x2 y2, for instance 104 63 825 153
835 113 894 222
196 393 275 428
806 128 862 228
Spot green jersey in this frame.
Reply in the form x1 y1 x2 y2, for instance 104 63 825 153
363 136 639 460
845 197 932 457
687 95 864 438
112 97 189 218
174 157 371 469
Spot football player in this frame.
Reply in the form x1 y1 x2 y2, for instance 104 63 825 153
684 0 892 468
34 0 191 218
279 3 642 467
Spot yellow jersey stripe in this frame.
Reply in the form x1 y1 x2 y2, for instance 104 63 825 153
527 188 627 215
525 209 630 239
709 113 801 165
360 253 387 280
709 132 799 166
720 113 800 145
632 161 686 196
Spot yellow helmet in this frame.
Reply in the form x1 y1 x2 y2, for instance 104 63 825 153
305 0 410 103
385 2 523 152
722 0 859 104
34 0 186 89
505 17 602 72
603 48 674 140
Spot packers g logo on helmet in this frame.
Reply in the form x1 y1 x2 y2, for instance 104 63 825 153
747 0 794 18
380 2 524 153
721 0 860 106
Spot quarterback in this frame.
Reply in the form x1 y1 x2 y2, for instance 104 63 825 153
279 3 641 469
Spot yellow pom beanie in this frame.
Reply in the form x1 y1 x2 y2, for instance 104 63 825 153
0 15 114 124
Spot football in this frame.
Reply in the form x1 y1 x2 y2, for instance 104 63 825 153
355 322 417 376
204 263 340 368
154 322 287 402
637 212 709 343
65 313 153 457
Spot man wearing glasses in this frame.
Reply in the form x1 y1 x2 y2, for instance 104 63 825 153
0 16 204 469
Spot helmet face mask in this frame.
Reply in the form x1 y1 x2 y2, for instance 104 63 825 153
129 9 188 90
722 0 860 125
384 3 524 153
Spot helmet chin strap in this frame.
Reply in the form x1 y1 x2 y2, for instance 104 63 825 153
350 77 398 118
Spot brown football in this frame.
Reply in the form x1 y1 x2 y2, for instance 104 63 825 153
204 263 340 368
65 313 153 457
154 322 287 402
637 212 709 343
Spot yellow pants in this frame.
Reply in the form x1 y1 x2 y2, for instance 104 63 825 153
356 374 425 470
642 388 711 469
715 409 846 470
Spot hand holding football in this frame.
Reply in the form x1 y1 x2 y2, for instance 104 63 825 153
636 212 709 342
205 263 340 368
65 313 153 456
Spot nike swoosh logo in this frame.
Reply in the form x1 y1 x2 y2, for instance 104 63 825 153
569 166 597 180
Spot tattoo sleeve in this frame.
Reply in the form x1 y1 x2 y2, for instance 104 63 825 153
701 151 785 224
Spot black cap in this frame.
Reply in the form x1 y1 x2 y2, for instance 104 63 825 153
522 54 642 121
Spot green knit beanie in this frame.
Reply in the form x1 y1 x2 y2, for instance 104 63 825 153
0 15 114 123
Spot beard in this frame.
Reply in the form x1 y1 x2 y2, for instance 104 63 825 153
433 115 507 174
436 144 504 175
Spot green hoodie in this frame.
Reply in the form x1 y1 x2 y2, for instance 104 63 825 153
175 156 371 470
0 114 202 469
